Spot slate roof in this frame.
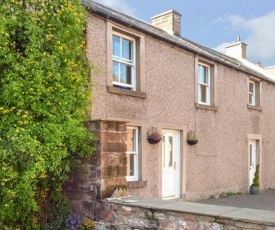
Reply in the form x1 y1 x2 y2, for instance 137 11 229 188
82 0 275 84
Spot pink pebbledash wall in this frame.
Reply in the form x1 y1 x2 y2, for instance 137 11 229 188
85 12 275 201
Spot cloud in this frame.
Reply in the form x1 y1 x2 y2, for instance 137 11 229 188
205 16 225 30
94 0 137 17
226 15 246 29
213 11 275 66
245 12 275 62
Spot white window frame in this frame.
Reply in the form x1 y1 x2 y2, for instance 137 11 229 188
249 80 256 106
112 31 136 91
198 63 211 105
126 127 139 181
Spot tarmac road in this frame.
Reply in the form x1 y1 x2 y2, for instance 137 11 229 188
194 188 275 211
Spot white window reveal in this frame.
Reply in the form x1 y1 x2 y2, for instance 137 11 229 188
198 63 210 105
126 127 139 181
249 81 256 106
112 33 136 90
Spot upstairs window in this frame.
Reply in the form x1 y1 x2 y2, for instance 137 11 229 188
249 81 256 106
112 33 136 90
195 59 217 111
198 63 210 105
107 24 146 98
247 78 262 110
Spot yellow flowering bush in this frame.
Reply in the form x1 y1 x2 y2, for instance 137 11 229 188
0 0 96 229
81 219 95 229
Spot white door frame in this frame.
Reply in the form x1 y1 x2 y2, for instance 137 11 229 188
249 140 257 186
247 134 262 191
161 129 181 199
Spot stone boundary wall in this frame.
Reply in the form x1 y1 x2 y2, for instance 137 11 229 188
93 201 275 230
63 120 128 217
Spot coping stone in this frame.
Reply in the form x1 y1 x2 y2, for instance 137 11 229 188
152 202 239 217
219 208 275 225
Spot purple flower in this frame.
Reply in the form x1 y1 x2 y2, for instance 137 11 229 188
149 132 162 141
65 213 82 230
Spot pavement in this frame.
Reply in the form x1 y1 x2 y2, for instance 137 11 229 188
193 188 275 211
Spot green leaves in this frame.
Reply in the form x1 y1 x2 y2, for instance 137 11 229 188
0 0 96 228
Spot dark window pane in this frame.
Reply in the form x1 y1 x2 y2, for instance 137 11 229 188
126 65 132 84
120 64 132 84
203 67 208 83
127 154 135 176
169 136 173 167
200 85 207 103
122 38 132 61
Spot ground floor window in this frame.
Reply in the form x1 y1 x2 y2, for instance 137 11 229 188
126 127 139 181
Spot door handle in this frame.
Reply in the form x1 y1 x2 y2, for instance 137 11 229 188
174 161 176 170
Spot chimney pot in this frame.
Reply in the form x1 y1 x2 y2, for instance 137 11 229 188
256 62 262 67
237 35 241 42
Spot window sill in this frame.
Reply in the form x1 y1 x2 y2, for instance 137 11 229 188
107 86 147 99
195 103 218 111
247 104 263 111
127 180 147 189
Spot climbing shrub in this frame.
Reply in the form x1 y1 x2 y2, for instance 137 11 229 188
252 164 260 187
0 0 96 229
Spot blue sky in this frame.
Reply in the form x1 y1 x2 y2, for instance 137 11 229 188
95 0 275 68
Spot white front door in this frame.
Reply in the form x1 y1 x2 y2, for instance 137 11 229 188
249 140 257 185
162 130 180 198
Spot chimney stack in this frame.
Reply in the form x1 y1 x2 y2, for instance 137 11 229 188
151 10 182 36
225 36 247 59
